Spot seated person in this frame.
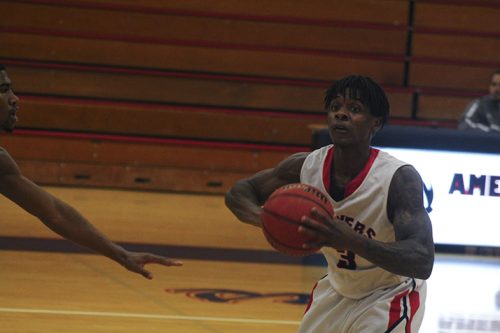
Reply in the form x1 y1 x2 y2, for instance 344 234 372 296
458 69 500 133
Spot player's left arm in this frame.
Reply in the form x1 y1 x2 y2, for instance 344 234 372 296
385 165 435 279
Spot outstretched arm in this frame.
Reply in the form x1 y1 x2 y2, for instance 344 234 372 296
299 165 434 279
0 148 182 279
225 152 308 227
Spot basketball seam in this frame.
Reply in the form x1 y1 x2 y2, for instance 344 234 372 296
261 184 332 256
266 193 333 217
261 208 302 226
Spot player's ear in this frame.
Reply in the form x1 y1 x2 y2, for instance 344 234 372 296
371 117 383 134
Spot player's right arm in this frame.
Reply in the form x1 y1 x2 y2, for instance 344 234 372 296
224 152 308 227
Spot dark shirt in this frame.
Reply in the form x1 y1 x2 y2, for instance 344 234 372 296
458 95 500 133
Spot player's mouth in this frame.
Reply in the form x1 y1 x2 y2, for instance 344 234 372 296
9 109 18 123
332 124 349 134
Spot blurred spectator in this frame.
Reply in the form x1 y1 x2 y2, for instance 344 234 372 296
458 69 500 133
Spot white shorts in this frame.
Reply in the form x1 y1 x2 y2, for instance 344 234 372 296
297 276 427 333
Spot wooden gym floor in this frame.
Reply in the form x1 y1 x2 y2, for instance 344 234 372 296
1 186 499 333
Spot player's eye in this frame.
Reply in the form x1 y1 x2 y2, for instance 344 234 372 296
349 105 361 113
329 103 341 112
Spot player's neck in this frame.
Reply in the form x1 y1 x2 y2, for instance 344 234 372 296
332 145 371 183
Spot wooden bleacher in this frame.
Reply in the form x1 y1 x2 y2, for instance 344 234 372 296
0 0 498 193
411 0 500 121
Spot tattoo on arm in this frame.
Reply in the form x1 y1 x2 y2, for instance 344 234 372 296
383 165 435 278
388 166 423 224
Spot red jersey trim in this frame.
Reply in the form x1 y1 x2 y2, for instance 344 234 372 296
322 147 380 198
322 146 335 193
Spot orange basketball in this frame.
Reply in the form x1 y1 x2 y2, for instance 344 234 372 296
261 183 334 256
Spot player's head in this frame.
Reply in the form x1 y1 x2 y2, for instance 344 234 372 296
489 69 500 101
324 75 389 146
324 75 390 126
0 64 19 133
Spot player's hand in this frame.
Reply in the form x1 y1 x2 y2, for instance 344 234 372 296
298 207 352 250
120 251 183 279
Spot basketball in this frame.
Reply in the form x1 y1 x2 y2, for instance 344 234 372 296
261 183 334 256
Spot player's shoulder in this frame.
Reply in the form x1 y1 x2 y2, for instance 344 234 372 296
0 146 20 175
273 151 310 180
0 146 12 162
391 165 423 193
387 164 426 219
280 151 310 165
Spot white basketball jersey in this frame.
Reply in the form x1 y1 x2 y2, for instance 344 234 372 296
301 144 410 299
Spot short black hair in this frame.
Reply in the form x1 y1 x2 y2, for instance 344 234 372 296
324 75 390 125
0 64 5 71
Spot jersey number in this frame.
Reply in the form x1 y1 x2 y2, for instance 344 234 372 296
336 250 357 270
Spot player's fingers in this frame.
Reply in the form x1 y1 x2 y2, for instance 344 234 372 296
123 260 153 279
310 207 332 223
136 266 153 279
300 215 322 228
298 217 324 238
162 259 183 266
142 254 183 266
298 224 314 236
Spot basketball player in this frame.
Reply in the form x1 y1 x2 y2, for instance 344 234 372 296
225 75 434 332
0 64 182 279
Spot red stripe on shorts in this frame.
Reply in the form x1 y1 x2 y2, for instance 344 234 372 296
386 289 420 333
304 281 319 314
387 290 409 331
407 290 420 332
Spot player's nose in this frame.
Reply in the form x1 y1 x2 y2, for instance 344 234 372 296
8 90 19 106
334 108 349 121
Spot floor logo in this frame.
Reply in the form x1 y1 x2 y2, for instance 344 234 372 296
166 288 309 305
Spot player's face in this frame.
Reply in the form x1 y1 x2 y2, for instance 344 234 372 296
326 92 381 147
489 74 500 101
0 70 19 133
